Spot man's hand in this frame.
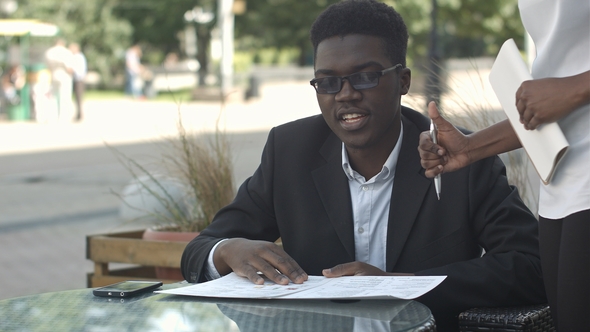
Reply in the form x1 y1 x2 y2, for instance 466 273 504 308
214 238 308 285
418 101 471 177
322 262 414 277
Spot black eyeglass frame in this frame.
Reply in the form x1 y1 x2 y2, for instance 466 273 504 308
310 64 403 94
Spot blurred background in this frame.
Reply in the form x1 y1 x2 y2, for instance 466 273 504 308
0 0 527 113
0 0 537 301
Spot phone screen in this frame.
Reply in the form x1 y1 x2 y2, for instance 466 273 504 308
93 281 163 298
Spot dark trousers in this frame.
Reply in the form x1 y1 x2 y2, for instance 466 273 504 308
539 209 589 331
73 80 85 120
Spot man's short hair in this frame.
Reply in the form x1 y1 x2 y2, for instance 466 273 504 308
310 0 408 67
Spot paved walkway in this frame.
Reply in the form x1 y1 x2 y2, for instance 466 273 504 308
0 81 323 300
0 81 321 156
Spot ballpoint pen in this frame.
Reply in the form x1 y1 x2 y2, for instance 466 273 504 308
430 120 442 200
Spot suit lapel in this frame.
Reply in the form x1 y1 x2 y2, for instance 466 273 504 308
386 115 432 271
311 133 356 260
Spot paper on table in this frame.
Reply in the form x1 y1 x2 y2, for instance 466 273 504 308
489 39 569 185
156 272 447 300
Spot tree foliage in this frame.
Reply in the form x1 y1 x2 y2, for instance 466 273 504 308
113 0 219 85
113 0 217 63
235 0 341 66
235 0 525 66
433 0 524 57
385 0 524 62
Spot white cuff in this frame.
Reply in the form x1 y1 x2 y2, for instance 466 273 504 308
204 239 228 281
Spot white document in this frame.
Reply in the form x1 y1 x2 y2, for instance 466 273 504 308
156 272 447 300
489 39 569 184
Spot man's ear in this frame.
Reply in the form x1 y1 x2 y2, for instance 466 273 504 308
400 67 411 95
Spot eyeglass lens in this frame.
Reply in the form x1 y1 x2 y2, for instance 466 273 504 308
314 72 380 94
311 64 402 94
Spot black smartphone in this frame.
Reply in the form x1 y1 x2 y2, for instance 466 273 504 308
92 280 163 298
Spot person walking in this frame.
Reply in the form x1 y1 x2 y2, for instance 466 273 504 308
69 43 87 121
124 44 143 99
45 38 74 121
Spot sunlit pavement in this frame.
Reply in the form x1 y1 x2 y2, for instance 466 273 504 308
0 81 322 300
0 81 322 156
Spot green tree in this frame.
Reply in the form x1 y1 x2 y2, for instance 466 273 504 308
235 0 524 67
235 0 341 66
386 0 525 61
435 0 524 57
14 0 133 88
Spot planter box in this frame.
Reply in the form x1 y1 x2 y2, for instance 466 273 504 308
86 230 190 288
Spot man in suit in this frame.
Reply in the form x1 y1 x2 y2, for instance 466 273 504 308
181 1 546 329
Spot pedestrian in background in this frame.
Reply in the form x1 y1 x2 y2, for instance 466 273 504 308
45 38 74 121
0 64 26 115
69 43 87 122
124 44 143 99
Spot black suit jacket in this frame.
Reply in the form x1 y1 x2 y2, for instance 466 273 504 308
181 107 546 329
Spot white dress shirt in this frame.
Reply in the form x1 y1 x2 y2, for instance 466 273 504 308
341 123 403 270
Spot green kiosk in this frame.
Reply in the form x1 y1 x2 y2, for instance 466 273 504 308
0 19 59 121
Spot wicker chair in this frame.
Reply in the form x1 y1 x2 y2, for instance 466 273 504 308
413 316 437 332
458 304 555 332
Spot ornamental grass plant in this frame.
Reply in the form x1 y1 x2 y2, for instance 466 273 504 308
111 111 235 233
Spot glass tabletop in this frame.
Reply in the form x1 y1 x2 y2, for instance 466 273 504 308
0 283 434 331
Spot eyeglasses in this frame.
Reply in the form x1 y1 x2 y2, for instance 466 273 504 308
310 64 402 94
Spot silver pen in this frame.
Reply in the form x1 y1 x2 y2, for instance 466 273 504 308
430 120 442 200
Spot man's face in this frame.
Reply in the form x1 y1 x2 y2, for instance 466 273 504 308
314 34 410 153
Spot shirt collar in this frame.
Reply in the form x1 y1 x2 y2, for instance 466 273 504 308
341 122 404 182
